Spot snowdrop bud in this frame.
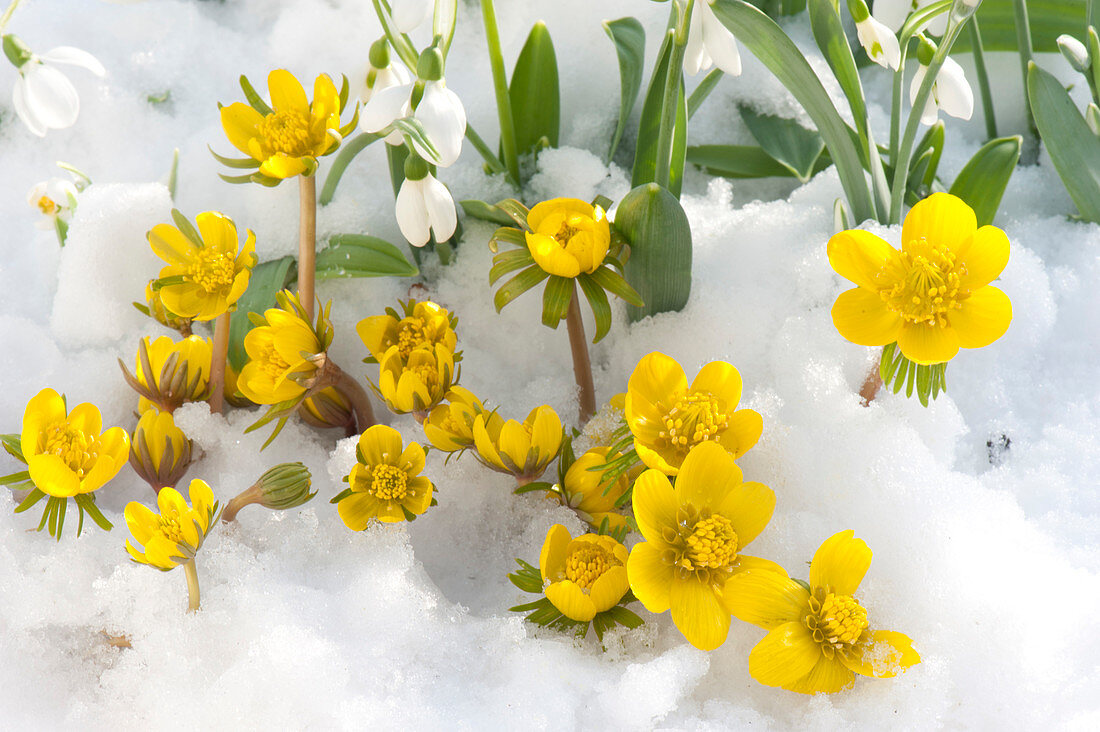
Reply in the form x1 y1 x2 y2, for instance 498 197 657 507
369 38 391 70
850 1 901 71
1057 34 1091 74
361 39 412 105
391 0 432 34
3 33 32 68
1087 104 1100 138
396 159 457 247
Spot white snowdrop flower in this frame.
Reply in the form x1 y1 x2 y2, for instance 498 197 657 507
360 61 412 105
856 16 901 70
4 36 105 137
360 81 413 145
684 0 741 77
26 178 79 230
875 0 948 37
910 56 973 125
391 0 433 34
410 80 466 168
396 161 457 247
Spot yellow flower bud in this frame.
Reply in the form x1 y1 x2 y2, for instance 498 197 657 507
375 343 455 419
472 404 563 481
120 335 212 414
237 291 330 406
128 409 192 493
557 447 631 532
422 386 499 453
525 198 610 278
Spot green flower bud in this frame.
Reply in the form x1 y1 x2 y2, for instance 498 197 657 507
255 462 315 510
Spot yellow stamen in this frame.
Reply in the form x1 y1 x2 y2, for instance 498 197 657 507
37 196 59 215
260 342 292 379
564 543 621 590
804 591 869 648
395 317 429 358
658 392 729 450
157 513 187 545
258 110 314 156
188 248 237 293
683 515 739 569
369 464 408 501
43 422 95 474
881 237 964 328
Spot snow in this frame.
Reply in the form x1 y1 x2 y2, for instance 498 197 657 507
2 0 1099 728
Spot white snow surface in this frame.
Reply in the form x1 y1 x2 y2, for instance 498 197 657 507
1 0 1099 729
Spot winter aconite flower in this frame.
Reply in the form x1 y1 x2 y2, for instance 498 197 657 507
21 388 129 498
128 408 192 493
625 352 763 476
3 35 105 137
685 0 742 77
332 425 434 527
148 211 257 321
237 292 329 406
828 192 1011 365
540 525 630 622
725 530 920 694
121 335 212 414
556 447 631 533
627 442 779 650
525 198 610 278
374 343 456 418
125 479 218 571
423 387 500 453
356 299 457 364
473 405 563 483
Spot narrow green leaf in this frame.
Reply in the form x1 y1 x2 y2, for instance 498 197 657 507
807 0 866 127
170 209 203 247
541 276 574 328
74 494 114 531
315 235 419 280
489 227 528 252
513 480 554 496
739 106 825 183
461 199 518 226
208 146 259 169
239 74 273 115
0 434 24 461
319 132 383 205
951 0 1087 54
494 265 550 312
14 487 46 513
509 22 560 158
949 136 1022 226
490 249 536 285
687 144 796 178
589 266 644 307
576 273 612 343
632 32 688 198
687 69 723 119
603 17 646 161
0 470 31 486
227 256 296 373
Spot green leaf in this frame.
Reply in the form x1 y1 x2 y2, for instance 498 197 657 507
171 209 203 248
74 494 113 532
807 0 866 130
1028 62 1100 223
239 74 273 115
513 480 554 496
460 199 518 226
687 144 796 178
0 470 30 486
1 434 25 462
315 235 419 281
632 31 688 198
589 266 644 307
509 22 560 158
494 265 550 312
541 276 574 328
687 69 723 119
952 1 1087 54
489 226 528 253
208 146 260 169
739 106 825 183
227 256 296 373
616 182 692 321
948 136 1022 226
603 17 646 162
490 248 536 285
710 0 875 222
14 487 46 513
576 273 612 343
319 132 383 206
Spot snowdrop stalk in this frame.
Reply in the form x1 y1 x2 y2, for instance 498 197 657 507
967 14 997 139
655 1 693 190
480 0 521 186
0 0 24 35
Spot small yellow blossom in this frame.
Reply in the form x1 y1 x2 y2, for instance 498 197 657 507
556 447 631 532
333 425 434 527
375 343 455 418
539 524 630 622
472 404 563 481
237 292 329 406
123 335 212 414
148 211 256 321
125 479 218 571
140 279 193 335
525 198 610 278
725 530 920 694
829 192 1012 365
422 386 501 453
129 409 192 493
627 441 780 650
20 388 129 498
356 299 458 364
625 351 762 476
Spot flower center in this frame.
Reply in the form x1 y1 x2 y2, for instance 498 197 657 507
564 543 621 590
683 514 739 569
659 392 729 449
260 342 292 379
396 317 428 358
410 362 440 390
188 248 237 293
881 238 963 327
157 512 187 545
258 110 314 156
43 422 96 475
805 591 869 651
36 196 58 215
554 219 594 264
369 464 408 501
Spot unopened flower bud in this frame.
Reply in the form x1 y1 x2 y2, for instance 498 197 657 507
129 409 193 493
221 462 315 522
1087 103 1100 137
1057 34 1091 74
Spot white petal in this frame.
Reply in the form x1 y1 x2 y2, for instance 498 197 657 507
421 175 457 242
12 79 47 136
27 182 49 206
924 0 948 36
413 81 466 168
700 3 741 77
683 5 709 76
39 46 106 77
383 130 405 146
46 178 79 206
391 0 432 34
874 0 911 33
936 57 974 121
396 179 431 247
22 65 80 130
360 83 412 134
858 18 901 71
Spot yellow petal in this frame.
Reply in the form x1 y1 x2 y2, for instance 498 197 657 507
27 454 80 497
125 501 158 545
589 565 629 613
956 225 1010 289
526 232 581 278
809 529 872 595
718 409 763 459
78 452 121 494
627 352 687 415
528 406 562 462
633 441 680 476
545 580 597 621
338 493 378 531
901 192 976 254
187 479 215 517
356 315 396 362
21 387 66 457
472 416 505 471
723 569 809 629
148 223 197 266
195 211 231 253
631 469 678 542
669 575 731 651
398 442 426 476
311 73 340 123
359 425 404 467
65 402 102 439
527 198 595 232
831 287 904 346
220 102 264 157
748 621 823 689
716 480 775 548
403 477 433 516
675 441 742 513
896 321 960 365
157 486 187 517
787 655 856 694
627 541 673 613
498 421 532 471
689 360 742 410
949 286 1011 349
259 153 309 179
827 229 898 290
539 524 573 582
842 630 921 678
267 69 308 115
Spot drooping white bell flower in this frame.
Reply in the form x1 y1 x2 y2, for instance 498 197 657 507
4 36 105 137
360 79 466 167
360 38 413 105
391 0 433 34
396 160 457 247
875 0 948 37
910 56 973 125
684 0 741 77
849 0 901 70
27 178 79 230
360 82 413 145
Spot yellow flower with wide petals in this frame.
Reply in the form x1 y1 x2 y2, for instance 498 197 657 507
125 335 212 414
356 299 458 364
626 441 780 651
422 386 500 453
625 351 762 476
333 425 434 527
472 404 563 481
129 409 192 493
828 192 1012 365
20 388 129 498
125 479 218 571
238 299 325 406
556 447 631 532
525 198 610 278
220 69 345 179
148 211 256 321
539 524 630 622
725 530 920 694
375 343 455 418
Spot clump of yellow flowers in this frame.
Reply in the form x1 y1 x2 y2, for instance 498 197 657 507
331 425 435 527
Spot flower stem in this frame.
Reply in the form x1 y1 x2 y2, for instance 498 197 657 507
183 559 200 612
324 360 376 433
298 174 317 321
566 286 596 425
208 312 230 415
221 483 262 523
1011 0 1039 156
0 0 26 36
654 1 692 190
480 0 521 186
968 15 998 141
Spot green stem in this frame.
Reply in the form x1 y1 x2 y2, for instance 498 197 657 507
654 1 692 190
687 69 723 120
465 124 515 185
968 15 998 141
481 0 521 187
184 559 200 612
889 43 907 167
0 0 25 35
1090 0 1097 33
319 132 382 206
372 0 418 70
1012 0 1038 142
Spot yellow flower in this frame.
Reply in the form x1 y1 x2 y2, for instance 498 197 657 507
539 524 630 622
334 425 434 527
237 293 327 406
140 279 193 334
525 198 610 278
725 530 920 694
123 335 212 414
828 192 1012 365
20 388 129 498
129 409 192 492
472 404 563 481
125 479 218 571
356 299 458 364
625 351 763 476
557 447 631 532
220 69 345 179
148 211 257 321
422 386 500 453
299 386 353 430
375 343 455 417
626 441 779 651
